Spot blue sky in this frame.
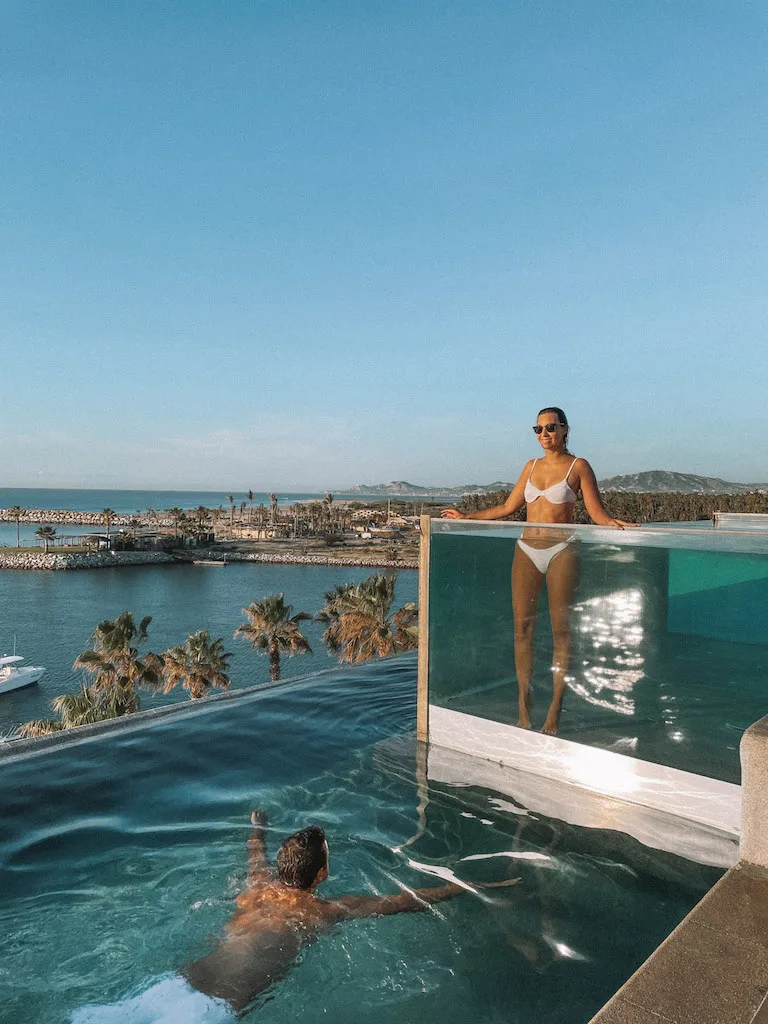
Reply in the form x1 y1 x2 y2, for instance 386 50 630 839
1 1 766 489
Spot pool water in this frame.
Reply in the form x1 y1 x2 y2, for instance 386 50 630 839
0 655 721 1024
428 530 768 783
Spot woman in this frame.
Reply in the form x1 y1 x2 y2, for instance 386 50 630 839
441 407 636 736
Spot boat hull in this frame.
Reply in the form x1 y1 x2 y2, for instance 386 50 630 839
0 667 45 694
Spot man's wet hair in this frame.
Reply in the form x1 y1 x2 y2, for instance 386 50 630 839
277 825 328 890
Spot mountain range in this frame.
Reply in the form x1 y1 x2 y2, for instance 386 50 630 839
339 471 768 496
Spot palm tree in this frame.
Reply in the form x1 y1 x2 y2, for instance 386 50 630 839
269 493 278 525
235 594 312 681
167 507 184 540
35 526 56 554
193 505 210 539
177 511 191 542
317 573 418 664
8 506 25 547
16 683 139 737
102 508 115 545
315 582 357 653
247 489 254 523
160 631 232 699
227 494 235 532
324 492 336 532
73 611 162 699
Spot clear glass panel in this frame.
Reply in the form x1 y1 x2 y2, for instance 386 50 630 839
428 521 768 784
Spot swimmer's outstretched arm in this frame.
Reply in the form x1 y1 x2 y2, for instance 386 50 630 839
247 809 270 883
329 882 464 920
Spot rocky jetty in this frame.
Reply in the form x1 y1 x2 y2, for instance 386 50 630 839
0 509 173 527
190 550 418 570
0 551 178 571
0 548 417 572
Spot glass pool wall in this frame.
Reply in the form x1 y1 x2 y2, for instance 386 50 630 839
426 521 768 785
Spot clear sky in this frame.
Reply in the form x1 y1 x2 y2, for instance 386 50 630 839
1 1 766 490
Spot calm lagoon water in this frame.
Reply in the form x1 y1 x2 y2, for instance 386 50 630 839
0 656 718 1024
0 562 417 734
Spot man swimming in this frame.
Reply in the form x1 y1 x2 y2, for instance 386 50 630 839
71 810 516 1022
183 810 466 1012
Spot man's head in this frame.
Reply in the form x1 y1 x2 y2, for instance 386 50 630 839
277 825 329 890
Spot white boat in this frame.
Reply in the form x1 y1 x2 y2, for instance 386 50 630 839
0 655 45 695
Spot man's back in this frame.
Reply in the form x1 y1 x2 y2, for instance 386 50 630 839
184 877 342 1011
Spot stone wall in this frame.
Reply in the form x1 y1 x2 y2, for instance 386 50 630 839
0 551 178 571
0 508 170 527
190 549 419 570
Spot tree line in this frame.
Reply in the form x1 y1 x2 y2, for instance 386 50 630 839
16 573 417 738
457 490 768 523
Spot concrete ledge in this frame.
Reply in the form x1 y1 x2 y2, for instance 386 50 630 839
590 864 768 1024
590 716 768 1024
740 716 768 869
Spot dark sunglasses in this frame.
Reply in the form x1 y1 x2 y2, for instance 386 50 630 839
532 422 561 435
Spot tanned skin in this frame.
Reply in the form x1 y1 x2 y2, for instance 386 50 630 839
183 812 464 1012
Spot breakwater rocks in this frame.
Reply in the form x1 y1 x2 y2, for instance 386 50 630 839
0 548 417 571
0 551 178 571
192 550 419 570
0 508 173 527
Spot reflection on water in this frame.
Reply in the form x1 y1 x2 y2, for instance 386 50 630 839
572 588 645 717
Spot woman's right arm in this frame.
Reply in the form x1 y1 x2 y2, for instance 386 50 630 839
441 462 531 521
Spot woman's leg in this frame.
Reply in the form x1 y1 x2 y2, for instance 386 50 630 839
512 545 546 728
542 545 580 735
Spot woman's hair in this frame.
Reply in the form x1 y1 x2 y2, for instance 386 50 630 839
277 825 327 889
537 407 570 452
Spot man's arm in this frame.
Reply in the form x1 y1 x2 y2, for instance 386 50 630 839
247 809 270 883
329 882 464 921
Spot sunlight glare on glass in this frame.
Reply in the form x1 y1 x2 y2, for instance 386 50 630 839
570 588 645 716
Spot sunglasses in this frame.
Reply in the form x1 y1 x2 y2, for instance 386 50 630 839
532 423 561 435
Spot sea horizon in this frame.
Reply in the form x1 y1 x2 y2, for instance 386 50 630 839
0 487 456 516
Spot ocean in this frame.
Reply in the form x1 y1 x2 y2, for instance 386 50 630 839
0 487 437 515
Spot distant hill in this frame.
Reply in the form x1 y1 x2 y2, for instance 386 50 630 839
340 472 768 497
338 480 514 497
598 470 768 494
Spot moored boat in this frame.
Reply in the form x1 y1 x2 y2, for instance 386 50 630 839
0 655 45 695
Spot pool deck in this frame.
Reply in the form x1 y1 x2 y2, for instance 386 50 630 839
590 715 768 1024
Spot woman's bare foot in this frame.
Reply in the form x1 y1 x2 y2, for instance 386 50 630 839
517 688 533 729
541 704 561 735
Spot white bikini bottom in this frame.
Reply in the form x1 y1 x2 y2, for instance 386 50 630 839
516 538 575 576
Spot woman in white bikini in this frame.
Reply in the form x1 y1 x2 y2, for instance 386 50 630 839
441 407 636 735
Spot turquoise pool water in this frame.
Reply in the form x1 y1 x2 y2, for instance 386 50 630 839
0 655 720 1024
428 527 768 784
0 562 417 734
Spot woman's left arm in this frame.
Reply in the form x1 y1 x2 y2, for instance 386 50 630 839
576 460 638 529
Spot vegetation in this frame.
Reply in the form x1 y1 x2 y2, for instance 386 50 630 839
14 571 417 740
316 573 418 663
73 612 163 697
16 684 139 737
160 630 232 699
235 593 312 681
8 506 25 547
457 490 768 523
35 526 57 553
102 508 115 544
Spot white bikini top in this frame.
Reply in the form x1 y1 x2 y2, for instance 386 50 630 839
524 457 579 505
